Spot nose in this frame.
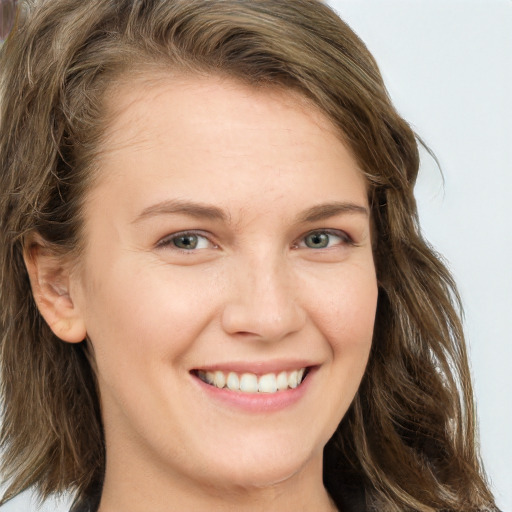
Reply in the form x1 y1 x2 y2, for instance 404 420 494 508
220 254 306 342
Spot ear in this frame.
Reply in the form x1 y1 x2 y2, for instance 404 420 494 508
23 235 86 343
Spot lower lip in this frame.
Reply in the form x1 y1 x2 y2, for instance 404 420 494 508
192 368 317 413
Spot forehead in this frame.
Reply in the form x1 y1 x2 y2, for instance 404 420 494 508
99 71 346 158
87 72 368 225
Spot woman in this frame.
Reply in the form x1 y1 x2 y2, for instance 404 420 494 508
0 1 498 511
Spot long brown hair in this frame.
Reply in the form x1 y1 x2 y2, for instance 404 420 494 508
0 1 497 510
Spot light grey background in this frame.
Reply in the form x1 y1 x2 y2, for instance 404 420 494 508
1 0 511 510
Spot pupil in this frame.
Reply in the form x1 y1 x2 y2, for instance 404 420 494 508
307 232 328 248
174 235 197 249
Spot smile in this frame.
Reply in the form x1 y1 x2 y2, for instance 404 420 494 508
195 368 308 394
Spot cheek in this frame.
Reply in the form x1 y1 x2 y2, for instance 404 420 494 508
81 256 220 366
307 266 378 353
303 266 377 432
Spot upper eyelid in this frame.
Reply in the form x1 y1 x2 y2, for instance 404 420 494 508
296 228 354 245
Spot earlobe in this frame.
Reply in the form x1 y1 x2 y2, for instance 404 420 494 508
23 236 86 344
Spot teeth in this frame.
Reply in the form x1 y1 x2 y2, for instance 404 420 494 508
276 371 288 391
226 372 239 391
288 370 298 389
197 368 308 393
239 373 259 393
213 371 226 388
258 373 277 393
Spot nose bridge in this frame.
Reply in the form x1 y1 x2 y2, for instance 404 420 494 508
221 247 305 341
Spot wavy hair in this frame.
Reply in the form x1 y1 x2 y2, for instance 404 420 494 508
0 1 497 510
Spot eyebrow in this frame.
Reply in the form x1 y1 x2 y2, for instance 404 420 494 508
295 201 369 223
133 199 228 223
133 199 368 224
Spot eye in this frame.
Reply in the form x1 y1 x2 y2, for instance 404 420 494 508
156 231 214 251
299 230 352 249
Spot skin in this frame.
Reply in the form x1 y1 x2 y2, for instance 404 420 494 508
28 74 378 511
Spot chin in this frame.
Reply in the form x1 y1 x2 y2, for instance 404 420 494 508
193 433 323 491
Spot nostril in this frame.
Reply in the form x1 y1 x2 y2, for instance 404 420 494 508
221 299 306 341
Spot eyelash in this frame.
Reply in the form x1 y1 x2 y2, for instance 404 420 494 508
156 231 215 251
156 229 355 252
293 229 355 250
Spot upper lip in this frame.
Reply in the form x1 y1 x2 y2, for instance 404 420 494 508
191 359 318 376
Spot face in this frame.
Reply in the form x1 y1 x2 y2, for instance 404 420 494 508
72 74 378 495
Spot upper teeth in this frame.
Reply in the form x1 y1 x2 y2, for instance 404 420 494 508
197 369 306 393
